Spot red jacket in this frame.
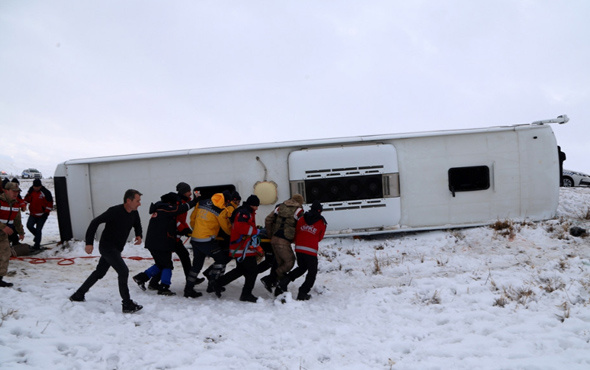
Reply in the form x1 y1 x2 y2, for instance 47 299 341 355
293 216 327 257
24 187 53 217
175 195 192 240
229 206 260 258
0 194 25 237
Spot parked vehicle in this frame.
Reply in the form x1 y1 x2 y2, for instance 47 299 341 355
562 169 590 187
0 171 8 180
21 168 42 179
54 115 568 242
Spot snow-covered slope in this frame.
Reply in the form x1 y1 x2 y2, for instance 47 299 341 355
1 181 590 369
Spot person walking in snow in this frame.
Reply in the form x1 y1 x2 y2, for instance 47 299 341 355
276 200 327 301
183 190 233 298
0 182 25 288
202 190 241 292
145 182 198 291
24 178 53 251
212 195 264 302
133 189 198 296
69 189 144 313
261 194 304 296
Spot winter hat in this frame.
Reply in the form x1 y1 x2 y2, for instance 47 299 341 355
12 177 20 185
4 182 20 191
176 182 191 194
245 195 260 207
33 179 42 187
161 192 178 204
291 194 304 206
311 200 323 212
222 190 232 202
231 191 242 202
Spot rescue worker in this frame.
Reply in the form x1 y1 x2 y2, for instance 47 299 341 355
0 182 25 287
133 189 198 296
146 182 198 290
24 178 53 250
212 195 264 302
261 194 304 296
276 200 327 300
183 190 233 298
203 190 241 292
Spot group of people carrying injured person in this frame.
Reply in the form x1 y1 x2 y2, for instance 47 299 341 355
67 182 327 313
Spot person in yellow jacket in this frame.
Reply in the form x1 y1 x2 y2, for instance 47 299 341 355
202 191 241 291
183 190 232 298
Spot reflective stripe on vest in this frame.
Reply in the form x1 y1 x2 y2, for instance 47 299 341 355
295 245 318 255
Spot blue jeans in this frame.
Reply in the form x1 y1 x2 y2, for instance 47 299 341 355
27 213 48 248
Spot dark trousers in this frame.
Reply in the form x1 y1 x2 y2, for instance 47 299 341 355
76 247 131 303
185 239 229 290
216 256 258 297
288 253 318 296
27 214 48 248
172 240 191 277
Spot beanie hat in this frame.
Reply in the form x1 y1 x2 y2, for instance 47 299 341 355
4 182 20 191
12 177 20 185
176 182 191 194
33 179 42 187
231 191 242 202
311 200 323 212
222 190 232 202
245 195 260 207
292 194 304 206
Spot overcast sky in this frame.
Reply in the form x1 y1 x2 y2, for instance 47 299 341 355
1 1 589 178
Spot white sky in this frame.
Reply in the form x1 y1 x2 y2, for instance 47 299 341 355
1 1 589 177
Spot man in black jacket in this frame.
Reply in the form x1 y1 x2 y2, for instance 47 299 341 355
133 190 198 296
69 189 144 313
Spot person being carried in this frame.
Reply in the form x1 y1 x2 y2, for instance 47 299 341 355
133 188 199 296
69 189 144 314
24 178 53 251
261 194 304 296
276 200 327 300
212 195 264 302
0 182 25 287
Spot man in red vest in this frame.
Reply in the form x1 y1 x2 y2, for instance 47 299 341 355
0 182 25 287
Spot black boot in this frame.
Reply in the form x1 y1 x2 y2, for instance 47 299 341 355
147 277 160 291
0 277 13 288
69 292 85 302
122 300 143 313
239 293 258 303
260 275 276 293
297 292 311 301
158 284 176 296
274 276 290 296
132 272 149 291
184 289 203 298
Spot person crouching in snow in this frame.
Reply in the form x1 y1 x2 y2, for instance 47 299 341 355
276 200 327 301
133 190 198 296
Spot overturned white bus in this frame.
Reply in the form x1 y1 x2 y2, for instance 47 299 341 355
54 115 568 242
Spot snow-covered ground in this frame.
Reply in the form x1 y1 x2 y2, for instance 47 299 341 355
2 179 590 369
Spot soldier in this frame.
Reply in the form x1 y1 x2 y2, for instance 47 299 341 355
0 182 25 287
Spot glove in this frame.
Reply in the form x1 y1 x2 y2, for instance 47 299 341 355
179 228 192 237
